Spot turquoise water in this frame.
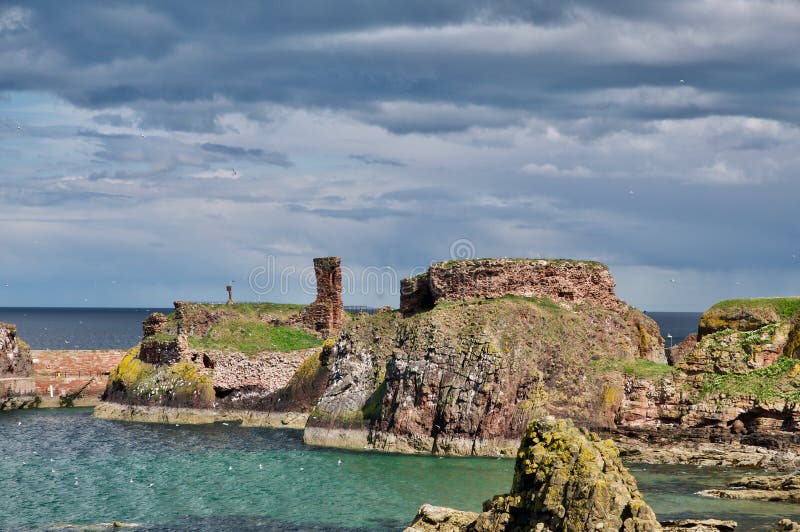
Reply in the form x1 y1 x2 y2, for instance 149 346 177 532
1 409 798 531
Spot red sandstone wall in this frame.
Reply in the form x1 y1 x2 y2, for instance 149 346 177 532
31 350 126 398
302 256 344 333
401 259 627 315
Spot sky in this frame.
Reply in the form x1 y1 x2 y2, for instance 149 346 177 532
1 0 800 311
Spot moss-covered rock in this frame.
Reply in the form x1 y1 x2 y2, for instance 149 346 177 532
103 346 214 408
698 298 800 339
406 419 661 532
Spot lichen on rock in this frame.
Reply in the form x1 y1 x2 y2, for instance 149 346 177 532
407 419 665 532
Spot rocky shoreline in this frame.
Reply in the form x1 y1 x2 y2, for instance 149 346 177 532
93 402 308 429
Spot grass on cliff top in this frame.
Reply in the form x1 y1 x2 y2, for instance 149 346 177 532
433 257 608 271
590 358 676 379
187 320 321 354
191 302 305 317
709 298 800 319
433 294 564 312
700 356 800 402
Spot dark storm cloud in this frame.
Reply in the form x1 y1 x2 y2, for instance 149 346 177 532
3 0 800 309
349 154 406 167
201 143 292 167
3 0 799 133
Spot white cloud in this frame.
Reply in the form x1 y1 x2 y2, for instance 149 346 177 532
521 162 591 178
0 6 30 33
191 169 240 179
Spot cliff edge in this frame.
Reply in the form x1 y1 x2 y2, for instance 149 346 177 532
305 258 665 456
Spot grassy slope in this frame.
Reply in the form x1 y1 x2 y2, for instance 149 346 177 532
322 294 657 426
701 356 800 402
188 321 321 354
709 297 800 320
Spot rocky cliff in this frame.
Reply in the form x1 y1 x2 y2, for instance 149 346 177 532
406 418 734 532
1 322 35 403
609 297 800 470
0 322 32 378
306 259 665 455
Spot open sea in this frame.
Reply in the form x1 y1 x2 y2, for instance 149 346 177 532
0 308 703 350
3 308 795 531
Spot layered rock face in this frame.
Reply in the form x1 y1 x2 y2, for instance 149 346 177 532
301 256 344 334
407 419 733 532
0 322 33 378
610 298 800 469
307 261 665 455
402 259 628 316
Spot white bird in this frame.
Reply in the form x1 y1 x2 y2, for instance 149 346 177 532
148 483 154 488
74 481 79 486
222 422 229 426
130 479 134 483
680 79 685 84
670 279 677 283
228 466 232 471
299 467 304 471
16 125 21 130
337 459 342 466
628 190 635 195
18 421 21 425
259 464 263 470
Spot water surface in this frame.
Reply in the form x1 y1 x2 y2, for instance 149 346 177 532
1 409 798 531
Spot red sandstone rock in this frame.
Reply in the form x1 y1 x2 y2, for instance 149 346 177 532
0 322 32 378
401 259 628 315
301 257 344 334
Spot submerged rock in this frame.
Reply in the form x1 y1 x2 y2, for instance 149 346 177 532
698 473 800 502
660 519 737 531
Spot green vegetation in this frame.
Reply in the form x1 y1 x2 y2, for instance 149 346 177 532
700 356 800 402
709 297 800 320
108 346 154 389
188 320 322 354
590 358 676 380
433 294 564 313
193 302 304 317
141 332 178 345
434 257 607 271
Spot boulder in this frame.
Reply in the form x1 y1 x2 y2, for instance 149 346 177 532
407 419 662 531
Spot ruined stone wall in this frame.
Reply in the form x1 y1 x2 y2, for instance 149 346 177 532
401 259 627 315
198 347 318 393
302 256 344 334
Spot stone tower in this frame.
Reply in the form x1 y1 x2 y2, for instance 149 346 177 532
302 257 344 334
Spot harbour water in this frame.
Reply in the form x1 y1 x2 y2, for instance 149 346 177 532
1 409 798 531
